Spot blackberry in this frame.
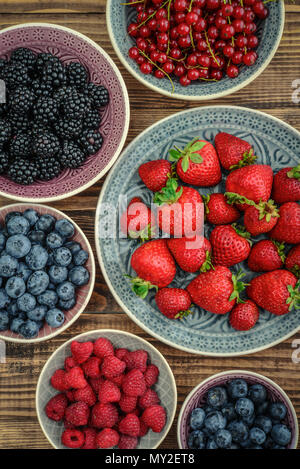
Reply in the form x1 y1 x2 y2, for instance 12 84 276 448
31 121 52 136
3 62 31 89
0 151 9 174
7 111 31 134
33 97 59 124
8 158 38 185
10 48 36 73
35 53 58 75
85 82 109 108
0 118 12 145
66 62 88 89
32 131 61 158
31 79 53 98
36 156 61 181
79 129 103 155
83 108 101 131
62 90 89 118
0 103 8 118
58 141 86 169
53 86 74 104
41 58 66 88
9 133 33 158
10 85 35 114
53 118 83 139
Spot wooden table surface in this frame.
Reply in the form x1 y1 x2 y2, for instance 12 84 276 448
0 0 300 450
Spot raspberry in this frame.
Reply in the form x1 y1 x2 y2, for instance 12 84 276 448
64 356 77 372
119 394 138 414
73 384 97 407
89 377 105 394
144 364 159 387
66 391 76 403
50 369 68 392
139 420 149 437
96 428 120 449
101 355 126 379
115 348 129 360
61 429 85 449
124 350 148 372
45 393 68 421
141 405 166 433
110 374 124 387
82 357 102 378
64 419 76 429
139 388 160 409
65 366 88 389
71 340 93 364
119 413 140 437
122 369 147 397
93 337 114 358
118 435 138 449
98 380 121 404
82 428 97 449
91 403 119 429
65 401 90 426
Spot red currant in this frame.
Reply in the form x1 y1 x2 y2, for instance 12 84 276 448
194 18 207 32
210 69 223 80
227 64 239 78
233 6 245 19
223 44 235 57
221 24 235 40
187 68 200 80
221 4 234 16
198 53 211 67
157 18 170 32
127 23 138 37
177 22 190 36
232 51 243 64
174 0 188 12
235 35 248 48
186 12 199 25
247 34 259 49
187 53 198 66
243 51 257 66
154 69 165 79
140 62 153 74
206 0 220 10
180 74 191 86
174 64 186 76
232 19 245 33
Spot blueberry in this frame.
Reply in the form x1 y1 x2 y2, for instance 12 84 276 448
7 301 19 317
190 407 206 430
53 247 72 267
28 230 46 245
68 266 90 286
48 265 68 285
206 438 218 449
207 386 227 409
38 290 58 308
27 270 49 295
46 231 64 249
248 384 267 404
0 288 10 308
254 415 272 435
27 305 47 322
23 209 39 227
5 211 21 223
56 281 75 301
5 276 26 299
35 214 55 233
249 427 266 446
215 429 232 449
242 412 255 427
6 234 31 259
221 403 237 422
188 430 206 449
228 379 248 400
0 254 18 277
19 319 39 338
17 293 36 313
64 241 81 255
204 411 226 434
55 219 75 238
25 245 48 270
256 401 269 416
227 420 249 443
10 316 25 334
235 398 254 418
45 308 65 328
0 232 6 252
58 297 76 310
0 310 9 330
16 262 32 282
268 402 287 421
7 215 30 235
73 249 89 266
271 424 291 447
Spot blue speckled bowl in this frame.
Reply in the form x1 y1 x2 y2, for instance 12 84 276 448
106 1 285 101
95 106 300 356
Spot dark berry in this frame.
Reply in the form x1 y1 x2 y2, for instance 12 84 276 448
66 62 89 89
8 158 38 185
58 141 86 169
33 131 60 158
79 129 103 155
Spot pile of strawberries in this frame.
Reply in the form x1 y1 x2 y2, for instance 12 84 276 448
45 338 166 449
122 131 300 331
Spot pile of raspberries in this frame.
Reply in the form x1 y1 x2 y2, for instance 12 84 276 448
45 337 167 449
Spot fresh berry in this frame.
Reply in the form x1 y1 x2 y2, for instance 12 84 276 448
248 240 285 272
119 394 138 413
119 413 140 437
155 287 192 319
82 428 97 449
118 435 138 449
91 402 119 428
102 355 126 379
120 197 156 241
65 401 90 426
122 369 147 397
139 388 160 409
144 364 159 387
138 159 172 192
229 299 259 331
167 235 212 273
45 393 68 421
123 349 148 373
269 202 300 244
61 429 85 449
215 132 256 170
94 337 114 358
74 384 97 407
51 369 68 392
96 428 120 449
98 380 121 404
272 165 300 204
285 245 300 278
210 224 251 267
82 356 102 378
141 405 166 433
71 340 93 364
65 366 88 389
203 193 240 225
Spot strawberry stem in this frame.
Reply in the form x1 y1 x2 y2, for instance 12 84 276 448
125 275 158 299
128 223 156 242
229 149 257 170
175 308 194 319
153 177 183 205
200 251 214 273
271 240 286 263
286 281 300 311
229 270 249 303
287 164 300 180
168 137 206 172
231 223 252 244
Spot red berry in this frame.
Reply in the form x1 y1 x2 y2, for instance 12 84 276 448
102 355 126 379
124 349 148 372
94 337 114 358
82 428 97 449
206 0 220 10
65 366 88 390
232 51 243 64
187 68 200 80
194 17 207 32
45 393 68 421
118 435 138 449
65 401 90 426
180 74 191 86
71 340 93 364
233 5 245 18
186 11 199 25
129 46 139 60
221 4 234 16
223 44 235 57
61 429 84 449
157 18 170 32
91 402 119 428
141 405 166 433
232 18 245 33
119 413 140 437
227 64 239 78
236 35 248 48
139 388 160 409
248 34 259 48
144 364 159 387
174 0 188 12
74 384 97 407
174 64 185 76
221 24 235 40
229 300 259 331
243 51 257 66
140 62 153 74
127 23 138 37
122 369 147 397
96 428 120 449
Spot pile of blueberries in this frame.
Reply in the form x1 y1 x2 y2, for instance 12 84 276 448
188 378 292 450
0 209 90 339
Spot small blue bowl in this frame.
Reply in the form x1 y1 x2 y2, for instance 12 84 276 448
107 0 284 101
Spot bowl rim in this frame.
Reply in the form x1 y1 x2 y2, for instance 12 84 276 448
95 104 300 357
177 369 299 449
35 328 178 449
106 0 285 101
0 22 130 203
0 202 96 344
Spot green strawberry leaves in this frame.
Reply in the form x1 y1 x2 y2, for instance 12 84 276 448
200 251 214 273
153 177 183 206
226 193 280 223
231 223 252 245
229 149 257 171
291 265 300 279
125 275 158 299
287 164 300 180
128 223 156 243
175 308 194 320
272 240 286 263
225 192 255 207
168 137 207 173
286 280 300 311
229 270 249 303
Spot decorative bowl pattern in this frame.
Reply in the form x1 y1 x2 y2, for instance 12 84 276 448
106 0 284 101
0 203 96 343
95 105 300 357
177 370 299 449
0 23 130 202
36 329 177 449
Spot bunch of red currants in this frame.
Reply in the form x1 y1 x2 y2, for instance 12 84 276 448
126 0 270 87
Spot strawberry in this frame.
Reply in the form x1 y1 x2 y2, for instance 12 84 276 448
187 267 247 315
65 401 90 426
98 380 121 404
141 405 166 433
120 197 156 241
169 138 222 186
74 384 97 407
129 239 176 297
45 393 68 421
138 388 160 409
71 340 93 364
118 435 138 449
122 369 147 397
215 132 256 170
210 224 251 267
155 287 192 319
123 350 148 372
138 159 172 192
65 366 88 390
269 202 300 244
225 164 273 210
144 364 159 387
229 300 259 331
101 355 126 379
248 240 285 272
64 356 77 371
247 270 300 316
285 244 300 278
82 357 102 379
50 369 69 392
119 394 138 413
96 428 120 449
167 235 213 273
61 429 85 449
93 337 114 359
203 193 240 225
90 402 119 428
119 413 140 437
154 179 204 237
82 428 97 449
272 165 300 204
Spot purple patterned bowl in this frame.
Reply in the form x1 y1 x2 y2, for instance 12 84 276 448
0 203 96 343
0 23 130 202
177 370 299 449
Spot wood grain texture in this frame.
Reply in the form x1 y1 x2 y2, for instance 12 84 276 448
0 0 300 450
